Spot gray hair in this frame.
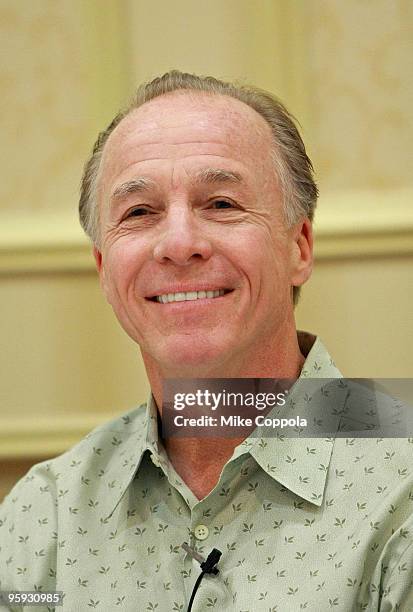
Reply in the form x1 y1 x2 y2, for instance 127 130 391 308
79 70 318 304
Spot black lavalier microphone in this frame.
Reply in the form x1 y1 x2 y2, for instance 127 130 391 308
182 543 222 611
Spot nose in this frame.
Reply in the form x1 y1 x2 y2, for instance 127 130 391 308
153 204 213 265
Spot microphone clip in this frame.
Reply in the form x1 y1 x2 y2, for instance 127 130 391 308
181 542 222 574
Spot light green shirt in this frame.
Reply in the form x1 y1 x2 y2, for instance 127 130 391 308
1 334 412 611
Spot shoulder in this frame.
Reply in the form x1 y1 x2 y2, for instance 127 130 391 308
3 403 147 499
332 436 413 499
332 437 413 549
2 403 148 503
330 437 413 543
0 404 147 591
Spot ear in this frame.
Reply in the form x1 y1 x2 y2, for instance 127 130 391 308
289 218 313 288
93 245 109 298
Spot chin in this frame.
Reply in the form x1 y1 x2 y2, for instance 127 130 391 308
157 338 231 375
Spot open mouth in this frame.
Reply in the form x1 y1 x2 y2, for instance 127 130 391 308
148 289 233 304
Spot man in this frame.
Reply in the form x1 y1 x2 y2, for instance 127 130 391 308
1 71 412 611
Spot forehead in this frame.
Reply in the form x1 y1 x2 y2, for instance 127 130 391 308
99 91 274 181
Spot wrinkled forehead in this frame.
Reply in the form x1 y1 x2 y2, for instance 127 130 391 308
100 91 274 174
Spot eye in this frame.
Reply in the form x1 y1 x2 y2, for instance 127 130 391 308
125 207 150 218
210 199 235 210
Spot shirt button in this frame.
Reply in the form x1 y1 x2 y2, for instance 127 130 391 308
194 524 209 541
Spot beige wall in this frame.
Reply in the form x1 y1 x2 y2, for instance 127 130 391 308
1 0 412 499
305 0 413 192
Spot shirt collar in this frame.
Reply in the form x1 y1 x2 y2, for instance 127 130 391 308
246 332 344 506
105 332 342 517
103 393 160 519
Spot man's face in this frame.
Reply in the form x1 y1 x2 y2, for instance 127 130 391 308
95 92 312 375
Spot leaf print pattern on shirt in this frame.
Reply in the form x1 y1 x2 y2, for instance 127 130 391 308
1 335 413 611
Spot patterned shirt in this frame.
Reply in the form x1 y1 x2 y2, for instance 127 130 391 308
1 334 412 611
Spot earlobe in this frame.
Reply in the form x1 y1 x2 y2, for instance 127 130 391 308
290 219 313 287
93 246 107 295
93 246 102 272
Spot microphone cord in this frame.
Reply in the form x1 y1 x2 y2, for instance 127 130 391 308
182 544 222 612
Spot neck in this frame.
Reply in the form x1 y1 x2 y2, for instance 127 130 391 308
144 324 304 408
142 326 305 500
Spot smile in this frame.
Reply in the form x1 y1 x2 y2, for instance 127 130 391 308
152 289 231 304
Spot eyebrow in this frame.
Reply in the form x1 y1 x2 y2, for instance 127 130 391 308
191 168 243 184
110 177 157 202
110 168 243 204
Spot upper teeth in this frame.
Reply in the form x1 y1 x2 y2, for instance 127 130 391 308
156 290 224 303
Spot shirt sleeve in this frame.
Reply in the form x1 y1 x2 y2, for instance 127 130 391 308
379 536 413 612
378 522 413 611
0 462 57 609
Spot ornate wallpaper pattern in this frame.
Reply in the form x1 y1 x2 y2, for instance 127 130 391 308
0 1 96 214
1 0 411 216
306 0 413 191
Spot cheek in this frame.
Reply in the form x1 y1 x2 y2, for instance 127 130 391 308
228 226 288 280
103 240 147 296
